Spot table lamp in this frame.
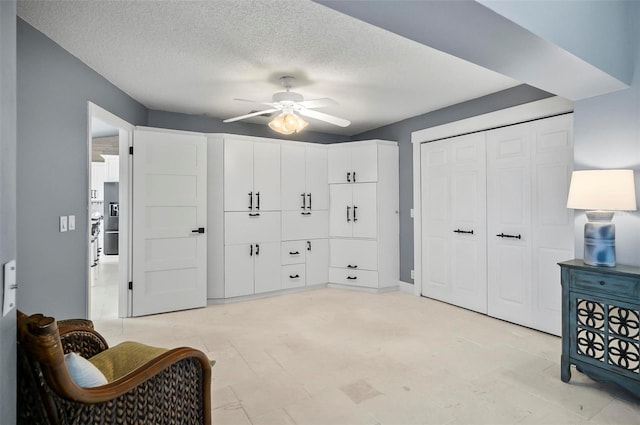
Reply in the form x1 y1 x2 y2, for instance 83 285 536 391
566 169 637 267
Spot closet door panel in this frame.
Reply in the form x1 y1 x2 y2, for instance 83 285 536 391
306 147 329 210
328 144 351 183
253 142 281 211
254 242 281 294
352 183 377 239
281 144 306 211
224 244 254 298
350 144 378 183
306 239 329 286
224 139 254 211
329 184 353 237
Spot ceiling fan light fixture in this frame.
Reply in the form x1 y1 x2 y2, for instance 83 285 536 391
268 112 308 135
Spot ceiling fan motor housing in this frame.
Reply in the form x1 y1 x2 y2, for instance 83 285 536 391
272 91 304 104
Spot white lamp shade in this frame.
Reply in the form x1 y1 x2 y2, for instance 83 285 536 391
567 169 637 211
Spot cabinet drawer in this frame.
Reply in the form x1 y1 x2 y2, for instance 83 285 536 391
330 239 377 271
225 212 281 245
281 241 306 265
282 210 329 241
329 268 378 288
571 270 640 300
282 264 306 289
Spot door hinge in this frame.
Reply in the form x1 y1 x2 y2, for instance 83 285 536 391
129 146 133 155
128 281 133 290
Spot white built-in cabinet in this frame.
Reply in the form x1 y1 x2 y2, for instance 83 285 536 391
90 162 106 201
418 114 573 335
328 140 399 290
102 155 120 182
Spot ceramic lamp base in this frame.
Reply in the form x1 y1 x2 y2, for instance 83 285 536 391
584 211 616 267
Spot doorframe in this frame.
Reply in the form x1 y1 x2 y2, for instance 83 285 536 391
410 96 573 298
87 102 134 318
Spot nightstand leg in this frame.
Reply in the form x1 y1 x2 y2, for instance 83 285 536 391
561 355 571 382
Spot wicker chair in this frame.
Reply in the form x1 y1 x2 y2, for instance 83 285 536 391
17 311 212 425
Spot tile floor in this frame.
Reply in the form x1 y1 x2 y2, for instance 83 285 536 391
90 253 120 321
91 286 640 425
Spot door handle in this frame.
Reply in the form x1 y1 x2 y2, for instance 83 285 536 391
353 205 358 222
255 243 260 255
255 192 260 210
347 264 358 269
453 229 474 235
307 241 311 251
347 172 351 183
301 193 306 210
289 251 300 255
191 227 205 234
496 233 521 239
307 193 312 210
347 206 351 222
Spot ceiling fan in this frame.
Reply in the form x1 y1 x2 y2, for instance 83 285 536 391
223 76 351 134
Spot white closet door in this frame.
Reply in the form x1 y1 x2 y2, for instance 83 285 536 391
350 144 378 183
352 183 377 238
224 244 254 298
329 184 353 237
306 147 328 210
132 130 207 316
254 242 281 294
328 144 352 183
487 123 533 328
224 139 254 211
420 142 452 303
531 115 574 336
281 144 306 211
253 142 281 211
450 134 487 314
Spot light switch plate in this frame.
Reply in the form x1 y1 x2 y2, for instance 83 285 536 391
410 208 414 218
410 269 415 279
59 216 68 232
3 260 16 317
68 215 76 231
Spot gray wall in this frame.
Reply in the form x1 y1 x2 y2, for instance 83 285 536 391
17 19 147 319
148 109 346 144
1 1 17 423
352 85 554 283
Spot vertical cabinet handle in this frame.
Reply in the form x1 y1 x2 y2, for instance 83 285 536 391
256 192 260 210
250 244 253 256
353 205 358 222
307 193 312 210
255 243 260 255
301 193 306 210
249 192 253 210
307 240 311 251
353 171 356 183
347 206 351 222
347 172 351 183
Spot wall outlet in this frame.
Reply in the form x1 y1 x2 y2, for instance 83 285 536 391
410 208 414 218
68 215 76 231
410 269 415 279
59 216 68 232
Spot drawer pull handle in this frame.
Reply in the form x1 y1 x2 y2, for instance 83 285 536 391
346 276 357 280
453 229 474 235
289 274 300 279
599 281 606 286
289 251 300 255
347 264 358 269
496 233 521 239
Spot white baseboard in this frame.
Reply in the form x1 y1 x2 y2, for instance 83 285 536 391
398 280 415 294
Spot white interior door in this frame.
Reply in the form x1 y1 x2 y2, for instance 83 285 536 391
487 123 532 327
329 184 353 237
132 129 207 316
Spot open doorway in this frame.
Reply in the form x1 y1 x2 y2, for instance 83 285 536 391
88 103 133 320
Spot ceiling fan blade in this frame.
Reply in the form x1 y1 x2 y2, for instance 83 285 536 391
296 98 338 109
233 98 277 108
223 108 279 123
298 108 351 127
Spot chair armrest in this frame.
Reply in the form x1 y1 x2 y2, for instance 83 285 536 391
49 347 212 425
59 326 109 358
58 318 94 330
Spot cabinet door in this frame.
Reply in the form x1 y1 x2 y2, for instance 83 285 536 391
254 142 281 211
487 123 532 328
328 144 352 183
306 147 328 210
352 183 377 238
224 139 254 211
224 244 254 298
225 212 281 245
329 184 353 237
306 239 329 286
281 210 328 241
254 242 281 294
281 144 306 211
103 155 120 182
329 239 377 271
350 144 378 183
91 162 106 201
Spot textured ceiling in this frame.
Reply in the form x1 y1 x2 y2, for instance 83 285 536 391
18 0 521 136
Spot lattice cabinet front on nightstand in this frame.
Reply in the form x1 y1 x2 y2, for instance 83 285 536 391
560 260 640 398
